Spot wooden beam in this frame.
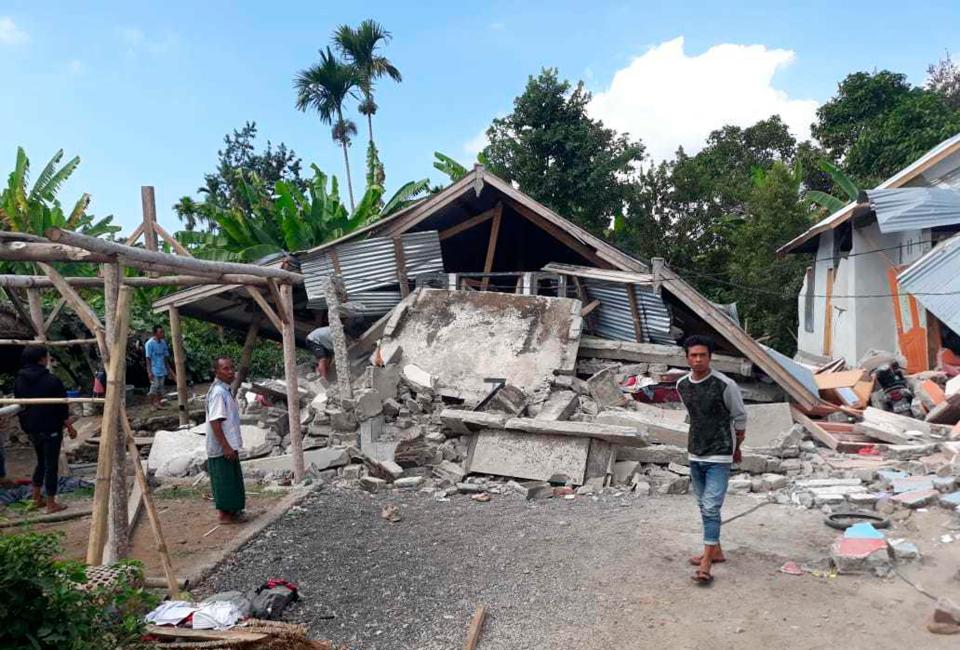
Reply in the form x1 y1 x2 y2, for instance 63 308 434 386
509 200 609 268
542 262 654 286
124 222 145 246
86 286 132 565
280 284 305 483
0 241 113 264
45 228 302 283
231 315 261 393
438 207 497 241
0 274 270 288
244 287 283 331
480 203 502 291
266 280 287 323
26 288 45 340
122 405 179 598
102 263 129 564
151 220 192 258
168 307 190 427
328 248 342 275
37 262 108 360
41 297 67 335
141 186 159 254
0 337 98 347
626 283 643 343
0 397 105 405
580 299 601 317
392 237 409 297
463 605 487 650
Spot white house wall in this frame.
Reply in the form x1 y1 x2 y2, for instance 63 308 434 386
796 231 835 362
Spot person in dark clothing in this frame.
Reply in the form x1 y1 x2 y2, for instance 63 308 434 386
14 346 77 513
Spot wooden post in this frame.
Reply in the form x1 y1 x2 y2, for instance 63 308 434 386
37 262 108 361
168 307 190 427
626 284 644 343
141 186 159 253
392 237 409 297
480 203 502 291
322 276 353 404
231 315 261 393
26 288 45 340
279 284 305 482
86 286 132 566
121 405 178 598
102 263 131 563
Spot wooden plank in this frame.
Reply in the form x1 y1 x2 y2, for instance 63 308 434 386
152 221 192 258
0 241 113 264
0 397 105 405
580 299 600 318
244 287 283 331
231 315 261 393
791 407 840 450
168 307 190 427
127 479 143 529
144 626 267 642
823 267 835 357
463 605 487 650
266 280 288 323
393 237 409 297
510 199 608 268
37 262 108 359
480 203 502 291
86 286 131 565
814 369 868 390
626 283 643 342
329 248 343 275
542 262 654 286
26 288 44 340
0 505 93 529
124 222 145 246
439 207 497 241
140 186 159 253
41 296 67 335
0 338 98 347
656 262 820 409
0 274 271 288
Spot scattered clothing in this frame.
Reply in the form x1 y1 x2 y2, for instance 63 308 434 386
250 579 299 620
0 477 93 506
689 460 731 546
207 456 245 514
145 601 197 627
145 336 171 379
191 600 245 630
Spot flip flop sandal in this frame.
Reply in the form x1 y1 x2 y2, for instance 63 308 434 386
689 556 726 566
692 570 714 585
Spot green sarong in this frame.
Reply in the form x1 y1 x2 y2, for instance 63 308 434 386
207 456 246 514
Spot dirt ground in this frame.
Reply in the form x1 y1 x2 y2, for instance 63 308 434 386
199 485 960 650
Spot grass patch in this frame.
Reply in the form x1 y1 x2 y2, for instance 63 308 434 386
153 486 207 501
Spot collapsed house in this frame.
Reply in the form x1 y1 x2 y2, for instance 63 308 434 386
779 132 960 372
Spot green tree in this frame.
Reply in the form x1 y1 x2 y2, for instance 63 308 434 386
482 68 645 234
927 53 960 110
173 122 304 232
295 47 360 211
334 19 401 189
812 70 960 184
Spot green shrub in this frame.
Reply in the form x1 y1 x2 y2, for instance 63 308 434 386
0 532 155 649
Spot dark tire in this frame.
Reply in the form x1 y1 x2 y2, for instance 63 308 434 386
825 511 890 531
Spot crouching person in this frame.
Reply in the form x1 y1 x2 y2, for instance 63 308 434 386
205 357 246 524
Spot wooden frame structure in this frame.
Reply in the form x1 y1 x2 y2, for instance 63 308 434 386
0 186 310 591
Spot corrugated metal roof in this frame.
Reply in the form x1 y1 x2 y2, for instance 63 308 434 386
582 279 673 344
301 230 443 310
898 232 960 335
869 187 960 233
760 344 819 397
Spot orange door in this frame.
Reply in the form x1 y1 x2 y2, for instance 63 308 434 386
887 267 928 373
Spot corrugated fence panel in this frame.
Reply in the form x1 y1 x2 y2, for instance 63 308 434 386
300 230 444 311
582 279 673 344
898 232 960 335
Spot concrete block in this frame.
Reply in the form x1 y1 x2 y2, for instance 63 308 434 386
354 389 383 421
147 428 207 477
379 460 404 479
466 429 589 484
360 476 387 493
327 407 358 432
735 453 769 475
401 363 437 395
658 475 690 495
892 488 939 508
795 478 863 488
536 390 579 422
877 469 909 487
830 537 890 574
620 445 687 465
890 540 920 561
668 462 691 476
456 482 486 494
508 479 553 500
761 473 788 491
433 460 466 483
382 398 401 418
933 476 957 492
586 366 623 406
886 444 938 460
938 491 960 508
243 446 349 474
633 480 652 496
613 460 640 485
934 598 960 625
741 403 795 449
728 478 752 494
847 492 880 508
394 476 424 489
486 384 528 415
892 476 935 494
365 364 400 400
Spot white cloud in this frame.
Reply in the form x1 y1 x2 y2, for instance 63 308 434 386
117 26 177 55
463 128 489 156
0 17 28 45
67 59 83 74
588 37 819 160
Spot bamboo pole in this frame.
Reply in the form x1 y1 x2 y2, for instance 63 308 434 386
231 315 261 393
41 297 67 334
86 286 132 566
37 262 108 360
168 306 190 427
0 397 105 405
46 228 303 283
279 283 305 482
322 276 353 403
26 288 45 340
0 338 98 347
0 274 272 288
121 405 179 598
103 263 130 563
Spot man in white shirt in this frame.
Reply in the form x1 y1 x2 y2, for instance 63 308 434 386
676 335 747 585
205 357 246 524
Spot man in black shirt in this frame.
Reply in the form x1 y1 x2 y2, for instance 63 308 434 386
14 347 77 513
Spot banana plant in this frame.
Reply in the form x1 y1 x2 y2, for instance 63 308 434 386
804 159 862 214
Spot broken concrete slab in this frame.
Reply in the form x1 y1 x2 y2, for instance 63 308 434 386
886 443 939 460
594 409 688 447
578 337 753 376
465 429 589 484
508 479 553 500
433 460 466 483
364 364 400 401
853 421 913 445
612 460 639 485
439 409 508 435
360 476 387 493
393 476 424 489
618 445 688 465
147 428 206 477
485 384 528 415
891 476 935 494
739 403 795 449
401 364 437 395
584 439 615 482
892 488 939 508
381 289 581 403
586 365 623 407
354 389 383 421
242 447 350 475
535 390 579 422
503 417 649 447
378 460 404 479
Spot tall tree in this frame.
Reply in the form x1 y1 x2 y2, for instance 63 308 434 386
812 70 960 184
174 122 303 231
334 20 401 154
483 68 645 234
295 47 360 211
927 53 960 110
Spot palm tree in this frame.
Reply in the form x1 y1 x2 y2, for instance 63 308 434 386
294 47 360 210
334 20 402 150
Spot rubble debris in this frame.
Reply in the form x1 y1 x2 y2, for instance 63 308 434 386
381 503 402 523
535 390 579 421
586 366 624 407
594 409 688 447
465 429 590 484
577 336 752 376
401 364 437 395
508 479 553 500
243 447 349 475
484 384 528 415
360 476 387 493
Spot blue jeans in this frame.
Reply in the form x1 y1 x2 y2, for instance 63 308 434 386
689 461 731 546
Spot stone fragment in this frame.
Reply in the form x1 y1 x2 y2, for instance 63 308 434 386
433 460 466 483
620 445 687 465
340 464 362 479
728 477 752 494
892 488 939 508
938 491 960 509
933 476 957 492
486 384 528 415
147 428 207 477
632 480 652 496
401 364 437 395
354 389 383 421
876 469 909 487
586 366 623 406
890 540 920 561
382 398 401 418
243 447 349 474
761 473 788 491
613 460 640 485
379 460 404 479
885 444 938 461
393 476 424 490
508 479 553 500
327 407 358 432
830 537 891 574
847 493 880 508
667 462 691 476
359 476 387 493
891 476 935 494
535 390 579 422
365 364 400 400
934 598 960 625
657 475 690 495
457 482 486 494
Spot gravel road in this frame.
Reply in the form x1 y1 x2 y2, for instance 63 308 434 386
200 484 959 649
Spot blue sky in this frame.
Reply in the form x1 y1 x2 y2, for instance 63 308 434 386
1 1 958 234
